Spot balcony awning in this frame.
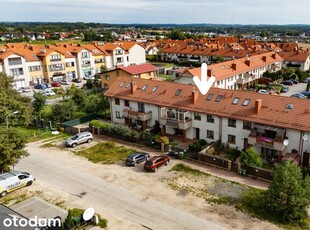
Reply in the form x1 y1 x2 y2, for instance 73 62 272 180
253 124 285 134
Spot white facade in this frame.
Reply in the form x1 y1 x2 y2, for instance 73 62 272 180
76 49 95 79
127 44 146 66
2 54 30 88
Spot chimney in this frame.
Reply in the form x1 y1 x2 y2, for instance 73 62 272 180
272 53 276 59
255 99 262 114
262 56 267 62
131 81 137 94
232 63 237 70
192 87 199 104
245 59 250 66
207 69 212 77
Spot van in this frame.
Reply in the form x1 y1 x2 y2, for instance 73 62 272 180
0 171 35 197
64 131 93 148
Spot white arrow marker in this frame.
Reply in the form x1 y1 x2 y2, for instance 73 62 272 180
193 63 216 95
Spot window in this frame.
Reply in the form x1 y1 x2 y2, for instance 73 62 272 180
142 85 148 91
243 121 252 130
228 119 236 127
194 113 201 121
125 100 130 107
115 98 120 105
126 83 131 88
207 130 214 139
228 135 236 144
243 99 250 106
206 94 213 101
215 95 223 102
66 62 75 67
119 81 125 87
175 89 182 96
10 68 24 76
232 97 240 105
81 51 90 58
138 103 145 113
207 115 214 123
105 75 110 81
116 111 121 119
152 86 158 92
28 65 41 72
127 56 129 62
8 57 22 65
50 54 61 62
285 104 293 110
137 74 141 78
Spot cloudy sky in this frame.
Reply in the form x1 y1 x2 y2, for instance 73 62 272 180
1 0 309 24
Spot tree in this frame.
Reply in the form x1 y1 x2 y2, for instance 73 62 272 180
264 161 310 224
0 73 32 126
240 147 263 168
72 89 86 108
213 56 225 63
51 100 76 123
32 92 46 113
168 29 186 40
85 94 100 114
0 127 28 172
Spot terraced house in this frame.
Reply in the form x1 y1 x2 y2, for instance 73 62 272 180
176 52 283 90
105 77 310 168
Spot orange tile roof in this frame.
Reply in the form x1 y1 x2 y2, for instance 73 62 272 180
119 63 157 75
105 77 310 132
278 51 310 63
181 52 283 81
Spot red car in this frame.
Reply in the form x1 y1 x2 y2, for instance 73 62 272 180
51 82 61 87
144 156 170 172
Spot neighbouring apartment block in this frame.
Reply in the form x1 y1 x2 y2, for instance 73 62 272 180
105 77 310 168
0 41 146 88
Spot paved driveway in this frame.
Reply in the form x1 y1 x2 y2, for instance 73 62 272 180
280 82 308 97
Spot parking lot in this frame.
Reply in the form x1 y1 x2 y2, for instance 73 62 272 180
280 81 308 97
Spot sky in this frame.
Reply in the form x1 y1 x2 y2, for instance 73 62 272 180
1 0 310 24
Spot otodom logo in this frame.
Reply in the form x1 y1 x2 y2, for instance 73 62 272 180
3 216 61 228
193 63 216 95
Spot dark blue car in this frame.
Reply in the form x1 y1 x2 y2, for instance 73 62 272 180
34 84 47 90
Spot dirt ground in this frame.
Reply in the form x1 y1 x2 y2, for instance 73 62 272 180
14 137 283 230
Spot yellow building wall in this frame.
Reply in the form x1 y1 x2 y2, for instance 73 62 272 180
101 69 131 89
42 52 66 82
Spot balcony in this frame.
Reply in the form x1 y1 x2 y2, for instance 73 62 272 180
123 109 152 121
237 73 256 85
248 126 287 151
160 117 192 130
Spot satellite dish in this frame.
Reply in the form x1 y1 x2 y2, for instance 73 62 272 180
83 208 95 221
303 134 309 141
283 139 289 146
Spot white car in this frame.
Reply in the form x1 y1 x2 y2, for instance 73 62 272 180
258 89 269 94
43 90 56 96
16 87 31 93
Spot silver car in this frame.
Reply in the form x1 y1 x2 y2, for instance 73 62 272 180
65 132 93 148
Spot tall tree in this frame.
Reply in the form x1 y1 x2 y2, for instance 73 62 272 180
32 92 46 113
264 161 310 224
51 100 76 123
0 127 28 172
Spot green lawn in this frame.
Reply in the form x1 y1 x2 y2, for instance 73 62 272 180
12 126 69 142
76 141 136 164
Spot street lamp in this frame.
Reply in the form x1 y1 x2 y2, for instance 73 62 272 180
6 111 19 129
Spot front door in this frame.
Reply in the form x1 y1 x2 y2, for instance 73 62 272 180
195 128 200 140
303 151 310 168
243 138 248 150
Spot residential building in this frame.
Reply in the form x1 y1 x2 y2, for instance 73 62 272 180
105 77 310 167
278 51 310 71
176 52 283 90
100 63 158 90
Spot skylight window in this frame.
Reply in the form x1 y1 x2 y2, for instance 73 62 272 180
175 89 182 96
151 86 158 93
126 83 131 88
215 95 223 102
242 99 250 106
232 97 240 105
206 94 213 101
142 85 148 91
285 104 293 110
119 81 125 87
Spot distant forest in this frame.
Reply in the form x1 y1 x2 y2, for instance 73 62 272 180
0 22 310 36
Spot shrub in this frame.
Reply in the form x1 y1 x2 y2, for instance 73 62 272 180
240 147 263 168
63 209 84 230
89 120 103 128
139 129 152 142
227 148 241 161
188 142 201 152
198 139 207 146
156 136 169 145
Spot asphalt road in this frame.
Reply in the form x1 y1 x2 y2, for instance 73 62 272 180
16 142 227 230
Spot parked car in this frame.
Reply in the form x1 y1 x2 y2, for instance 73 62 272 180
126 152 150 166
281 80 294 86
60 80 70 85
144 156 170 172
301 91 310 98
51 82 61 87
290 79 299 84
84 76 95 80
290 93 307 99
281 86 289 93
16 87 31 93
258 89 268 94
64 132 93 148
72 78 82 83
34 83 46 90
42 89 56 96
302 78 309 83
